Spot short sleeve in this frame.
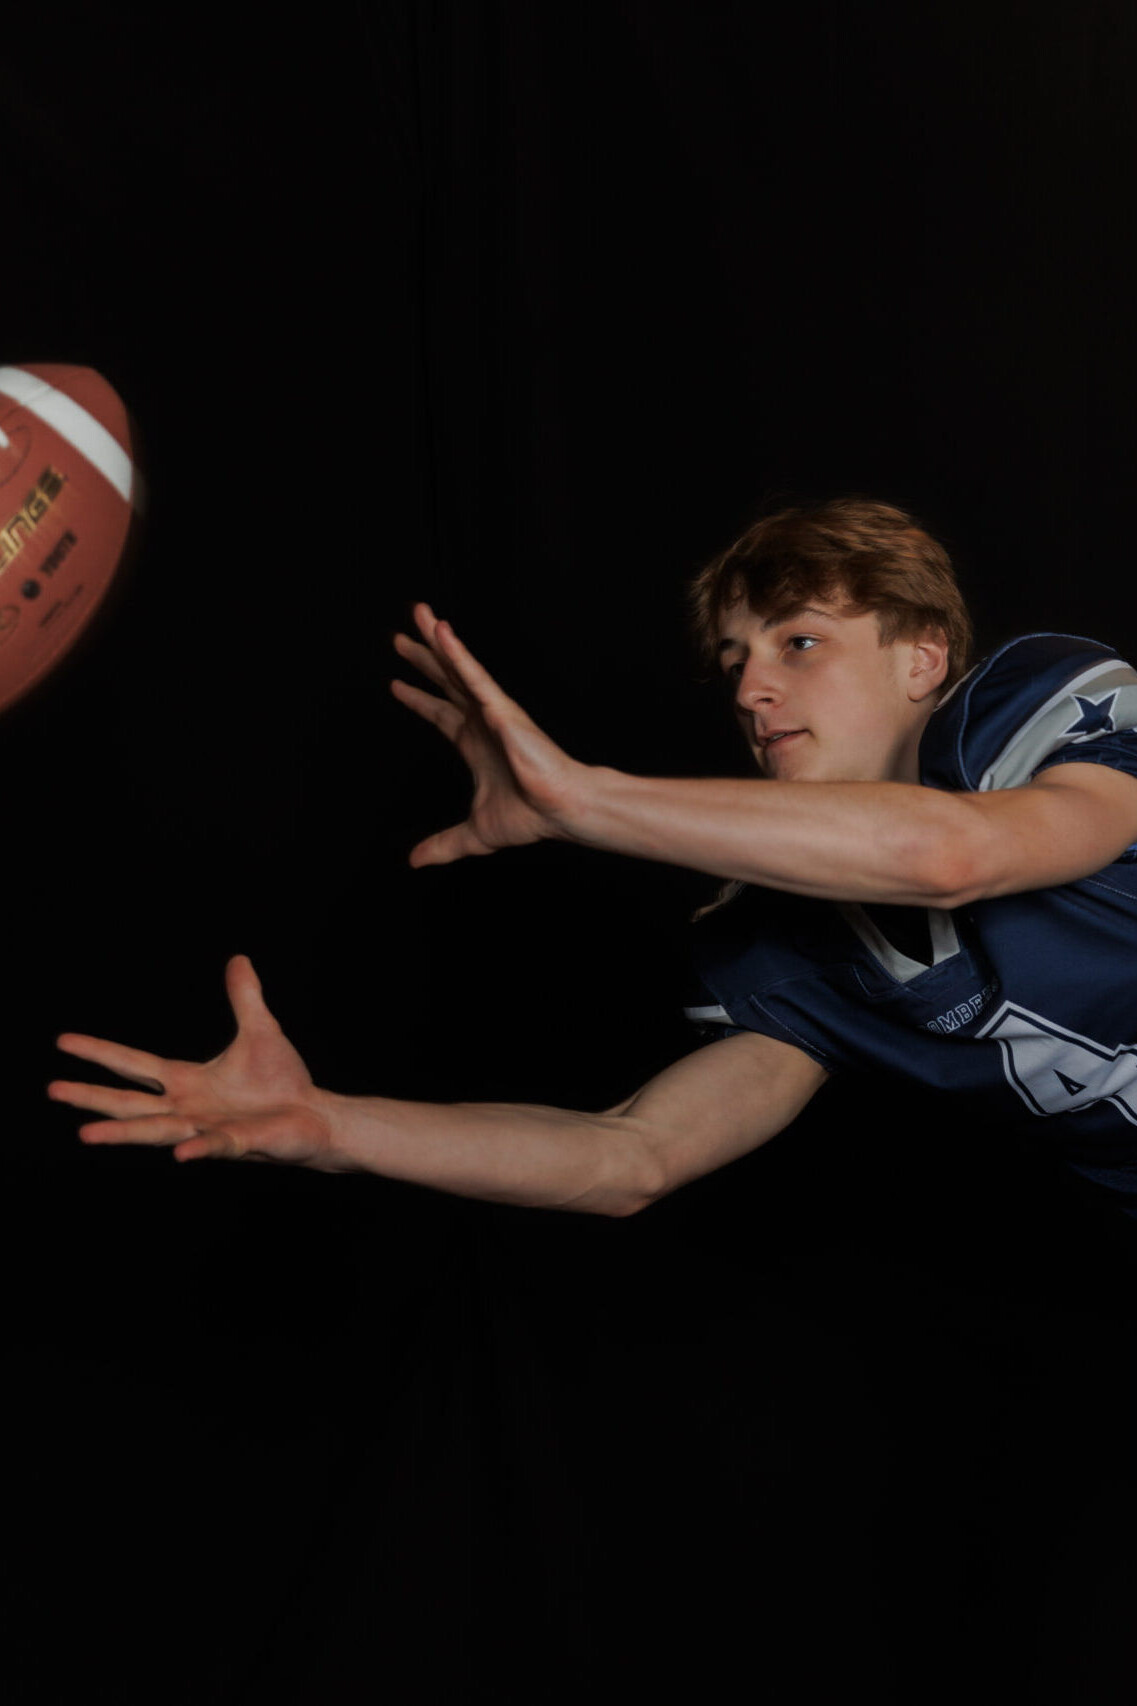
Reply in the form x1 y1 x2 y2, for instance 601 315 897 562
920 632 1137 793
682 968 747 1043
1030 728 1137 784
684 890 847 1072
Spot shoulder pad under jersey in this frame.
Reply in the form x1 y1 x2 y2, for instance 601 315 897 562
919 632 1137 792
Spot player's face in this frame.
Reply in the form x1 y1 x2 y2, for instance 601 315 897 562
715 595 944 783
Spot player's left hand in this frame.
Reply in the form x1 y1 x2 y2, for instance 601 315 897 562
391 601 590 866
47 955 336 1167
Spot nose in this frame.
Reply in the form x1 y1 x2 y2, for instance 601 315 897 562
734 654 782 713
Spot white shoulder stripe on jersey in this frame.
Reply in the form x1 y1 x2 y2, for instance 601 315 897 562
977 658 1137 791
0 365 141 511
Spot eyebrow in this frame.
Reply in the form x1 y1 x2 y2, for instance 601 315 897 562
715 605 836 655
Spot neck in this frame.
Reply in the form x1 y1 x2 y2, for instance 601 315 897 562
890 703 937 785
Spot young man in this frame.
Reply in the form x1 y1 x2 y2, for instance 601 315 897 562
47 499 1137 1221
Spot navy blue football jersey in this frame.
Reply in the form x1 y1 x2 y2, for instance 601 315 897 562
685 633 1137 1214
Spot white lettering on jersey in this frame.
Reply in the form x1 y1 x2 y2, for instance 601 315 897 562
925 981 997 1033
977 1000 1137 1124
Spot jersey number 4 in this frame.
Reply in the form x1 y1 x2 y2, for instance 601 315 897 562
978 1001 1137 1124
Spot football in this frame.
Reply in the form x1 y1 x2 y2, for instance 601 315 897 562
0 363 144 716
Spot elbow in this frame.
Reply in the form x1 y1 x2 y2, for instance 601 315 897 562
608 1181 667 1217
601 1124 669 1216
606 1194 652 1218
923 858 983 911
607 1169 669 1217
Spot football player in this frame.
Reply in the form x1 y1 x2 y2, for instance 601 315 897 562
48 498 1137 1222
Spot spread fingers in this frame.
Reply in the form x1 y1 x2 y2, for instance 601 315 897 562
74 1114 202 1147
389 677 465 740
393 631 467 701
48 1080 172 1118
54 1033 170 1092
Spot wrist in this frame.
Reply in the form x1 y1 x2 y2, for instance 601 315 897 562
546 762 624 846
302 1085 364 1174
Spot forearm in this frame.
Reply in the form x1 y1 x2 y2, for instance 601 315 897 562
558 766 970 904
310 1086 659 1216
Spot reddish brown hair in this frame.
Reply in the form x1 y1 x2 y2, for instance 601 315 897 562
688 497 973 694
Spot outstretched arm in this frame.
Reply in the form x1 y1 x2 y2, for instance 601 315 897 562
48 957 826 1216
392 605 1137 905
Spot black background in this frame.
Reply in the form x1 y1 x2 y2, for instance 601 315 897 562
6 5 1137 1702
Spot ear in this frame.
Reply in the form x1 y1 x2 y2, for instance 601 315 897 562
907 629 950 703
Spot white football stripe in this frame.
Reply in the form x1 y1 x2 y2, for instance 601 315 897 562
977 658 1137 790
0 365 140 510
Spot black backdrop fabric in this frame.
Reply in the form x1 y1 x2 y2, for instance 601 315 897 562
6 5 1137 1702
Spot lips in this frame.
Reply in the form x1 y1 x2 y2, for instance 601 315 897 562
760 729 806 750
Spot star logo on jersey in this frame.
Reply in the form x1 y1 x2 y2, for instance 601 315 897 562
1063 691 1118 737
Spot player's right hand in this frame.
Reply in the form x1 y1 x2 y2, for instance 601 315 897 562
47 955 339 1168
391 601 591 867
